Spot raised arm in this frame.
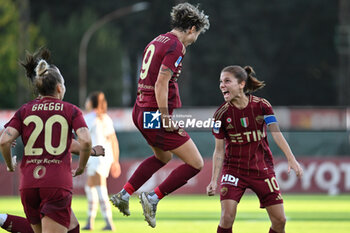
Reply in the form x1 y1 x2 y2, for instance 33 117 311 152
73 127 91 177
0 127 20 171
207 138 225 196
268 123 303 178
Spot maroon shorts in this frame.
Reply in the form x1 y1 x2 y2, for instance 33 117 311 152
20 188 72 228
132 104 190 151
219 170 283 208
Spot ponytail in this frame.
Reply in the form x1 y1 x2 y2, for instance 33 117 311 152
21 48 51 82
35 59 49 77
243 66 265 93
20 48 63 96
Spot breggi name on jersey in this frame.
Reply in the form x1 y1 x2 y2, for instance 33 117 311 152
32 102 64 112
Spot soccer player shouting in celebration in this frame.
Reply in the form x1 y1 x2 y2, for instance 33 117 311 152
206 65 303 233
0 49 91 233
110 2 209 228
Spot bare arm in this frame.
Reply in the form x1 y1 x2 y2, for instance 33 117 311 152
155 65 176 131
70 139 104 157
207 138 225 196
73 127 92 177
109 132 121 178
0 127 20 171
269 123 303 178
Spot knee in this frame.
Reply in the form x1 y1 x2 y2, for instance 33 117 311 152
271 216 286 229
193 156 204 170
220 212 235 228
155 154 172 163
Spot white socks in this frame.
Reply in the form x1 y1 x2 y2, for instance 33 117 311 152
120 189 130 201
0 214 8 226
96 186 113 222
85 185 98 219
148 192 160 204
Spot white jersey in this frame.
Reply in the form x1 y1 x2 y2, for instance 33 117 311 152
85 111 115 177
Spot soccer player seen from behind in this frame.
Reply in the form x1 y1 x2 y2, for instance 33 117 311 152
206 65 303 233
0 48 91 233
110 2 210 228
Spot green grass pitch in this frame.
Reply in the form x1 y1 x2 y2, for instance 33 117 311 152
1 194 349 233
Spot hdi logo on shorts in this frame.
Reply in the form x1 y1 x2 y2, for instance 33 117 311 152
143 110 161 129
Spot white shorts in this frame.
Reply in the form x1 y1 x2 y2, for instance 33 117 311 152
86 156 113 178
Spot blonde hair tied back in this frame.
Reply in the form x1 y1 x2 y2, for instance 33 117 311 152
35 59 49 77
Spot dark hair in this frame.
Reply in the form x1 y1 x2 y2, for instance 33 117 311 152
221 65 265 93
21 48 63 96
87 91 102 109
170 3 210 33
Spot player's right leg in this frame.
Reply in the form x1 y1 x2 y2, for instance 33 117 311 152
217 200 238 233
83 175 98 230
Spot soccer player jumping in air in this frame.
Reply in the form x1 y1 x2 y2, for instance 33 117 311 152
206 65 303 233
110 2 210 228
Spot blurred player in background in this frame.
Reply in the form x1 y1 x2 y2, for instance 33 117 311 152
0 48 91 233
110 2 210 228
83 91 121 231
206 65 303 233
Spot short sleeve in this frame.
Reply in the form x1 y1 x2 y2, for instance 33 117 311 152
104 115 115 136
4 109 23 133
161 42 183 73
261 98 277 125
72 106 88 132
212 108 225 139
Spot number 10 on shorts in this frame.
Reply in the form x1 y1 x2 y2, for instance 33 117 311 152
264 177 280 192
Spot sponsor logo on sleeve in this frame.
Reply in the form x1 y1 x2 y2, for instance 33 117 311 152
175 56 182 67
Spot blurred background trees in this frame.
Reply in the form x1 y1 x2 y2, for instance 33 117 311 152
0 0 345 108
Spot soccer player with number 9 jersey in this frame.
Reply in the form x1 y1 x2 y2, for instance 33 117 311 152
206 65 304 233
0 49 91 233
110 2 210 228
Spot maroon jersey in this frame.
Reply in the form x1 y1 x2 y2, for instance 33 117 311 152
136 32 185 109
212 95 276 177
5 97 87 191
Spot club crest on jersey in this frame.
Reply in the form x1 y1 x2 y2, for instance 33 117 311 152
175 56 182 67
240 117 249 128
220 187 228 196
255 115 264 125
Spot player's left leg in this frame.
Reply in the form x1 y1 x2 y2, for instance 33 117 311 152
139 139 203 228
266 204 286 233
41 216 67 233
95 174 114 230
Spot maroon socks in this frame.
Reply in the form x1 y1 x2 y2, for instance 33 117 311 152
217 226 232 233
2 214 34 233
124 155 166 194
156 164 200 198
